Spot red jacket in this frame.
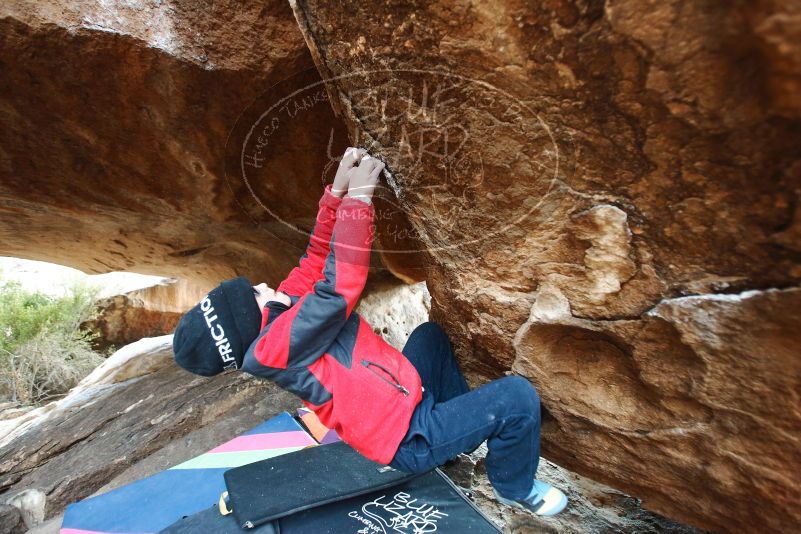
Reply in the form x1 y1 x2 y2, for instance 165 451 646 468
242 184 423 464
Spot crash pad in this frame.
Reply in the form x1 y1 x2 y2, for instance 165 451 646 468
161 469 502 534
60 411 316 534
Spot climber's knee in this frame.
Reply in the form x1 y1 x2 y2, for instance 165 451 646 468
498 375 540 414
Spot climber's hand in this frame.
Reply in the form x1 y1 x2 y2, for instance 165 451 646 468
346 153 384 204
332 147 366 197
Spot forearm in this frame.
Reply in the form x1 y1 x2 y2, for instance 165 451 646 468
323 196 375 315
275 184 343 297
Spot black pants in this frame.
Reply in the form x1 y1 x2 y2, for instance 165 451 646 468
389 322 542 500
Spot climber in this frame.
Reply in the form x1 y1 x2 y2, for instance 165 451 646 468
171 147 568 517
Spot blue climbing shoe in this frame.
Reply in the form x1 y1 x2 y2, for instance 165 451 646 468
494 479 568 516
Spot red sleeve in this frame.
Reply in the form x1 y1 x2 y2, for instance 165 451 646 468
276 184 343 297
244 196 375 370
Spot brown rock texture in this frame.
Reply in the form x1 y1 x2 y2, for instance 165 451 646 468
289 0 801 531
442 447 703 534
83 277 208 350
2 0 800 532
0 337 299 519
0 0 353 288
0 281 701 534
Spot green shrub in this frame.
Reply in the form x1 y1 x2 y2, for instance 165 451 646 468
0 279 105 407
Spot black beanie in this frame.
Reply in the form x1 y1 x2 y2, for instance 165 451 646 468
172 276 262 376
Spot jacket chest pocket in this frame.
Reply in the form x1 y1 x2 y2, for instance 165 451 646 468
361 359 409 397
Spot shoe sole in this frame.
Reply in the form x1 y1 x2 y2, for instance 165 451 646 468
494 487 568 517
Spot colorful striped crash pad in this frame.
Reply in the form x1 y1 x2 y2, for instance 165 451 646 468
60 411 316 534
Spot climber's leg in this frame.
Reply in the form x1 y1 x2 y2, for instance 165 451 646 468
389 375 541 500
401 321 470 403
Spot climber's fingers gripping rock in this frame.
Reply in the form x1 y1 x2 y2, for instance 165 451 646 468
346 153 384 204
332 147 367 197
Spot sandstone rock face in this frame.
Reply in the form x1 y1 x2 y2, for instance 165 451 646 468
0 278 697 534
3 488 46 530
289 1 801 531
0 336 173 448
0 0 350 288
0 336 300 518
0 503 25 534
356 274 432 350
443 447 702 534
2 0 799 531
84 277 208 350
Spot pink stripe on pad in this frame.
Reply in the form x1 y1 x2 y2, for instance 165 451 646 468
208 430 314 453
61 529 151 534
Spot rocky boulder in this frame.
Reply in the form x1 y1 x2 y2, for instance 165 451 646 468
288 0 801 531
0 335 300 520
0 282 703 534
443 448 702 534
1 0 799 531
83 277 208 351
0 0 350 288
358 274 432 349
0 503 25 534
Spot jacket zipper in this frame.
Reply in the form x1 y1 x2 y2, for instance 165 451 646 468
361 359 410 396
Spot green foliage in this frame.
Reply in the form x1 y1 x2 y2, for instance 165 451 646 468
0 278 105 407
